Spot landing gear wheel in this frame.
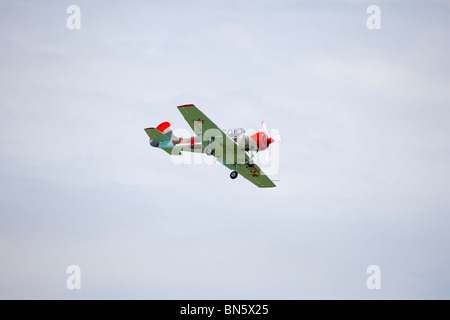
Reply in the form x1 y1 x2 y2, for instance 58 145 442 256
230 171 238 179
205 146 213 156
249 151 255 167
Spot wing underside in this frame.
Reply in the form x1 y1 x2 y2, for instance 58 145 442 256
222 155 276 188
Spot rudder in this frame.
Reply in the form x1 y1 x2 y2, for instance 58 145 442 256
156 121 177 139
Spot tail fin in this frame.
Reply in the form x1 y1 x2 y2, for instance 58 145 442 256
156 121 177 139
145 121 181 155
145 121 177 141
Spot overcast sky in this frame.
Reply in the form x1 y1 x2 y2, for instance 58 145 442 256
0 0 449 299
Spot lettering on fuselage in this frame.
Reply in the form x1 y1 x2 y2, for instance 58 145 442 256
172 137 193 145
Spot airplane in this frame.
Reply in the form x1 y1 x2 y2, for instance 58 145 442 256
144 104 281 188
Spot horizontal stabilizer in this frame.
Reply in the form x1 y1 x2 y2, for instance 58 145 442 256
144 127 170 142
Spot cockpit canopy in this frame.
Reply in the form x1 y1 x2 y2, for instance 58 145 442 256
222 128 245 136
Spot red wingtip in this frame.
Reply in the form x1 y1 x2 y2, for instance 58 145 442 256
177 104 195 108
144 127 155 130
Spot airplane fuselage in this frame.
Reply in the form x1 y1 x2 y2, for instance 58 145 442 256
150 129 269 156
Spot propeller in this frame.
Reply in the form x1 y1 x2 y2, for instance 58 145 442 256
250 121 282 158
261 121 282 146
258 121 281 164
261 121 269 137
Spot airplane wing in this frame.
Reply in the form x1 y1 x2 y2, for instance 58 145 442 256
177 103 237 150
177 104 223 138
177 104 276 188
222 155 277 188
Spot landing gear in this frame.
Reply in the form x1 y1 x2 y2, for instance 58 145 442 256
205 146 214 156
230 171 238 179
248 151 255 167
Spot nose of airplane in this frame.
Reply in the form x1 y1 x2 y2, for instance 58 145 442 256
250 131 269 150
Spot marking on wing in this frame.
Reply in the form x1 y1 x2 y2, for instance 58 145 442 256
239 168 264 187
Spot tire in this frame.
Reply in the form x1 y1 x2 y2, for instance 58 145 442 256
248 163 255 167
230 171 238 179
205 147 213 156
